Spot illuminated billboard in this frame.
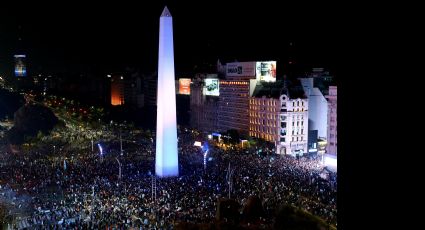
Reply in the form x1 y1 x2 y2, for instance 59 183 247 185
226 62 256 77
179 78 191 95
256 61 276 82
204 79 219 96
14 54 27 77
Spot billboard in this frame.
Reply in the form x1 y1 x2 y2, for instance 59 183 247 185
179 78 191 95
256 61 276 82
226 62 256 77
203 79 219 96
14 54 27 77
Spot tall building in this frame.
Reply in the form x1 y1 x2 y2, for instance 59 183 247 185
123 71 144 108
276 81 309 155
299 78 328 139
156 6 178 177
14 54 27 77
218 62 257 134
218 79 252 134
248 79 308 155
249 81 283 143
143 73 158 107
299 68 335 153
326 86 337 155
110 75 125 106
190 74 219 132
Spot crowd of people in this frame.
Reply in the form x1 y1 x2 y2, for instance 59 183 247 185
0 128 337 229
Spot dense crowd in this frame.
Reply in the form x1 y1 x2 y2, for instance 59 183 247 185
0 129 337 229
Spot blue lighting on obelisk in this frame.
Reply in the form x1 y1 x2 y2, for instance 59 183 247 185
155 6 179 177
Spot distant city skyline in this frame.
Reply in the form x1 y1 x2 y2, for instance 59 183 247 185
0 1 336 77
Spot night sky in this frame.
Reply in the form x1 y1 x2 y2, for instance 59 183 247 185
0 1 336 78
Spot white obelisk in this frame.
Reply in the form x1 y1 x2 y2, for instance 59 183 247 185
155 6 179 177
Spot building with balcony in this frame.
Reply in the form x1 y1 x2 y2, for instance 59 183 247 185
326 86 337 155
276 80 308 155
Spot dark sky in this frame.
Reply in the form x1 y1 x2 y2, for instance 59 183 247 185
0 1 337 78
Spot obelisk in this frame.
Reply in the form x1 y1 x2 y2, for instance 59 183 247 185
155 6 179 177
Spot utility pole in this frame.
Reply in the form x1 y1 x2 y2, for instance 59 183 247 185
116 158 122 180
152 175 157 210
226 162 235 199
120 129 123 156
91 135 94 152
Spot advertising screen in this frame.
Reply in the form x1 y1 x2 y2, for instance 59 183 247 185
179 78 191 95
204 79 219 96
226 62 256 77
14 54 27 77
256 61 276 82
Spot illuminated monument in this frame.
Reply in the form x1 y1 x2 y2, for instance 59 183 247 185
155 6 179 177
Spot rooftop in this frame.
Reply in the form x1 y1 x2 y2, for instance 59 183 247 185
283 79 307 99
251 81 285 99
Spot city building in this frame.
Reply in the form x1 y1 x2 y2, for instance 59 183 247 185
14 54 27 77
190 74 219 133
276 80 308 155
123 71 144 108
299 68 336 154
249 81 283 143
326 86 337 155
218 79 252 134
143 73 158 107
110 74 125 106
217 62 257 134
299 77 327 140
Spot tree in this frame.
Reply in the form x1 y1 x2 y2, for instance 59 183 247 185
273 204 335 230
5 104 59 145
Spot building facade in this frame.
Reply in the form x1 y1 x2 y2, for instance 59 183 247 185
190 75 219 132
143 73 158 107
299 78 328 140
111 75 125 106
218 79 253 134
326 86 337 155
276 93 309 155
249 96 280 143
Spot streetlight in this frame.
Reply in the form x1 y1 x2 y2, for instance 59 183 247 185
116 158 122 180
203 149 208 170
91 137 94 152
226 163 235 199
120 128 123 156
